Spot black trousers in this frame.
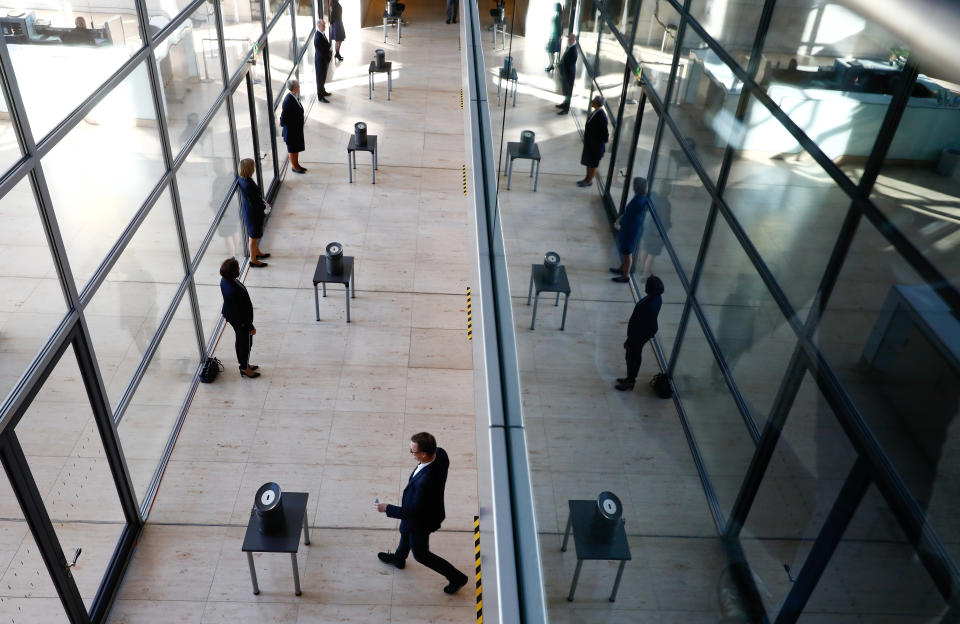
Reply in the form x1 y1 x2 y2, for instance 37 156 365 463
315 59 329 95
232 323 252 369
624 341 646 383
446 0 458 21
394 530 467 584
560 75 573 109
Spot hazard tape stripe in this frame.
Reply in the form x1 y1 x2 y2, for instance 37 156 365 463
474 516 482 624
466 287 472 340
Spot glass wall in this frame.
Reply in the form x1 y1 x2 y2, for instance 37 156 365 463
0 0 312 620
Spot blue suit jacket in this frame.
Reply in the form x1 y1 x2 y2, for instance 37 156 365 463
238 177 266 237
559 44 578 84
220 278 254 329
386 448 449 533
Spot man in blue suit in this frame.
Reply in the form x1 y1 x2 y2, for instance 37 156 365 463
556 33 578 114
220 257 260 378
375 432 469 594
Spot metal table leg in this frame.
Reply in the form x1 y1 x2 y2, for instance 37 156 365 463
560 511 573 551
345 283 351 322
560 293 569 330
383 18 387 42
398 19 402 41
534 160 540 191
387 70 392 100
507 155 513 189
314 283 320 321
368 72 373 99
347 151 353 182
247 552 260 595
303 513 311 545
291 553 302 596
609 560 626 602
351 271 356 298
530 292 540 330
322 282 327 297
497 76 502 106
512 79 518 107
530 159 534 178
371 151 376 184
526 271 534 305
566 559 583 602
555 291 560 306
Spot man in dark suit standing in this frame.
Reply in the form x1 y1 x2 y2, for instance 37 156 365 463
615 275 664 390
446 0 458 24
220 257 260 378
578 95 609 187
375 432 469 594
556 33 578 114
314 20 332 103
279 79 307 173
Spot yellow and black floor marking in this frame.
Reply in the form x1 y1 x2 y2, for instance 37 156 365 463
460 88 464 110
466 287 473 340
475 516 483 624
462 164 468 196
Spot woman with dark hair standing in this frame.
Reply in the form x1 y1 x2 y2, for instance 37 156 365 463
237 158 270 268
329 0 345 61
220 257 260 378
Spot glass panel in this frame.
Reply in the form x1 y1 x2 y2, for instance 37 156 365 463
697 216 796 423
0 178 66 407
43 62 166 292
195 192 245 348
6 2 141 141
86 190 183 412
0 510 66 621
233 80 257 166
632 0 680 99
672 310 756 518
268 8 295 107
722 93 852 311
816 219 960 565
609 0 639 40
670 20 736 184
650 127 712 278
641 222 683 365
802 484 948 620
607 71 645 209
596 23 626 123
118 293 200 507
739 372 858 614
577 0 600 72
252 52 277 190
295 0 313 55
266 0 285 24
689 0 762 68
221 0 264 75
759 2 908 183
14 343 127 610
296 37 316 102
869 62 960 292
177 103 236 261
155 2 226 158
0 84 22 173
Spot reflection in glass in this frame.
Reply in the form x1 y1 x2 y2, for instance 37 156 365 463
42 62 165 293
688 0 761 69
650 127 711 278
607 71 645 207
252 56 277 191
6 1 141 141
596 23 626 123
631 0 680 98
672 312 756 519
14 344 126 610
577 0 600 72
0 178 66 407
86 190 183 413
119 293 200 508
0 84 22 173
155 2 226 158
295 0 314 55
221 0 264 75
177 103 236 260
817 221 960 566
195 192 244 347
268 8 296 108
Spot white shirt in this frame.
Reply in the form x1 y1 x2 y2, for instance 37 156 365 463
412 457 434 479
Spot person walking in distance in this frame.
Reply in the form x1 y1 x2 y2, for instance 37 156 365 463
219 258 260 378
314 19 332 103
375 432 469 594
615 275 664 391
556 33 578 114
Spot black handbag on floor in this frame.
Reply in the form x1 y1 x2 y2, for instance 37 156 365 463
199 357 223 383
650 373 672 399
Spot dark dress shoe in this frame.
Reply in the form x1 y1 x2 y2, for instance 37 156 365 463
293 167 307 174
319 96 330 103
557 109 568 115
576 180 592 187
443 577 468 594
615 377 629 384
250 365 260 370
611 275 629 283
250 261 268 267
446 18 451 23
609 267 621 274
555 103 564 108
378 552 405 569
257 253 271 259
321 91 333 97
615 380 635 391
240 369 261 378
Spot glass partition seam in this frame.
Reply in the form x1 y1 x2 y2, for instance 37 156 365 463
656 0 690 117
245 72 266 192
615 90 645 215
0 432 90 622
0 155 31 197
603 64 634 205
88 524 139 623
212 0 232 91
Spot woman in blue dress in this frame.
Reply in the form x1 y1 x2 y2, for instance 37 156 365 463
329 0 345 61
611 177 650 282
237 158 270 268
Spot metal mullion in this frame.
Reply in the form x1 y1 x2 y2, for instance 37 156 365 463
288 1 298 65
656 0 691 118
0 432 89 623
148 0 214 46
774 457 872 623
169 175 208 357
615 88 646 216
603 63 633 208
260 50 281 196
213 0 232 90
598 6 632 51
245 71 266 192
88 523 139 623
0 154 32 196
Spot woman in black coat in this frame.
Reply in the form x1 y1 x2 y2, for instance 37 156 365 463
279 79 306 173
615 275 664 391
329 0 345 61
579 95 609 187
237 158 269 268
220 257 260 378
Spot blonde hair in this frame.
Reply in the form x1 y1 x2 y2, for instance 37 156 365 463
237 158 255 178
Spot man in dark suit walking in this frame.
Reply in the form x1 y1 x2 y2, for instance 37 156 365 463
556 33 578 114
314 20 332 103
375 432 469 594
578 95 609 187
615 275 664 391
220 257 260 378
279 80 307 173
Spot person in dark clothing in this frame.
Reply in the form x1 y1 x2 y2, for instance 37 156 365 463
556 33 578 114
545 3 562 71
314 20 332 103
375 432 469 594
616 275 664 391
446 0 459 23
611 177 650 282
489 0 505 21
220 258 260 378
237 158 270 268
279 80 307 174
329 0 345 61
578 96 609 186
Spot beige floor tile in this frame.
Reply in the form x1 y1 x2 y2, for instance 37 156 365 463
295 604 391 623
343 326 412 367
170 409 260 462
149 460 245 524
108 599 204 623
249 410 333 465
404 368 474 415
409 328 472 370
326 411 406 467
118 524 225 602
201 601 299 623
315 464 402 529
335 365 408 413
299 529 395 604
389 530 475 606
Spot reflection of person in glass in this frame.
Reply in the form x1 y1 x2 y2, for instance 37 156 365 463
279 80 307 174
329 0 346 61
237 158 270 268
578 96 608 187
611 177 650 283
556 33 577 114
615 275 664 391
639 192 671 279
219 258 260 379
545 3 562 72
314 19 332 103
